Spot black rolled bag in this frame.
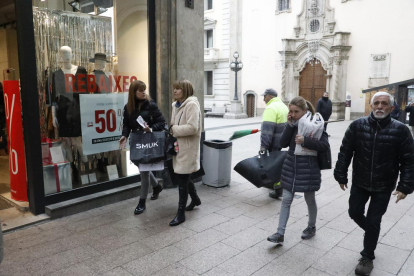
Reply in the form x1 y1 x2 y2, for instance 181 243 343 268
129 131 166 165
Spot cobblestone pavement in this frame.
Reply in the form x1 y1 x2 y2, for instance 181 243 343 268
2 119 414 275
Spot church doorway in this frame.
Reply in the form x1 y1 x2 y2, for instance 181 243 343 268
299 59 327 108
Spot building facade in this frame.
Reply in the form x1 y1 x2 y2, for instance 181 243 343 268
206 0 414 119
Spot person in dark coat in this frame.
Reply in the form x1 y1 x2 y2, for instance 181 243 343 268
316 92 332 132
390 101 400 121
334 92 414 276
119 80 166 215
267 96 329 245
404 102 414 133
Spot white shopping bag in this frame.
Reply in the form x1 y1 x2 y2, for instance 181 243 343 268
294 111 324 156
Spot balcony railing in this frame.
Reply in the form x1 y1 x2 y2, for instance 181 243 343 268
204 48 219 61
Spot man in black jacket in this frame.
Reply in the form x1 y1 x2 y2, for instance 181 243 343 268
334 92 414 276
316 92 332 132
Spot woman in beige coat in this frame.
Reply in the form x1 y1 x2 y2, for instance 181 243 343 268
169 79 202 226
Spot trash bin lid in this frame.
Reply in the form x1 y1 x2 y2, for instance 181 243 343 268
203 139 232 149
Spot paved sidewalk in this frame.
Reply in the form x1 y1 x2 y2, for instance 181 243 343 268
2 120 414 275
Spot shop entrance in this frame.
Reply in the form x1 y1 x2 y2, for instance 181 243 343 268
299 59 327 108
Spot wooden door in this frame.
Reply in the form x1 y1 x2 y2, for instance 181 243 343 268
246 94 255 117
299 59 327 108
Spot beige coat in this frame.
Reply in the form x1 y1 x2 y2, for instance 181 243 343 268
171 96 201 174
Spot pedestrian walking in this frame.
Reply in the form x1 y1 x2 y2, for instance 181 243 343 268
390 101 400 121
334 92 414 276
119 80 166 215
267 96 329 245
316 92 332 133
169 79 202 226
404 102 414 133
260 88 289 199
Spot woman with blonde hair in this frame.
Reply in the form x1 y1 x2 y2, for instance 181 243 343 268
119 80 166 214
169 79 202 226
267 96 329 244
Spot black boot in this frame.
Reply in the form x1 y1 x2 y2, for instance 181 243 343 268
169 175 189 226
150 184 163 200
185 181 201 211
134 198 146 215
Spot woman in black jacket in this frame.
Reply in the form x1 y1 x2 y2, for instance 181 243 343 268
267 96 329 245
119 80 166 215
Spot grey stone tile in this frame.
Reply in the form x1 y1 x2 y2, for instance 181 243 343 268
72 223 122 245
3 225 42 242
0 263 31 276
255 215 297 233
84 241 154 274
202 267 232 276
24 245 101 276
141 226 196 250
48 262 97 276
374 243 410 274
301 267 333 276
337 231 364 253
209 195 242 209
398 250 414 276
301 226 348 251
151 263 199 276
218 240 283 276
237 187 269 199
381 214 414 250
312 246 359 276
63 211 124 233
122 245 189 275
101 267 134 276
215 202 257 219
184 213 230 233
242 193 279 207
174 228 229 254
213 215 258 235
243 201 281 221
221 226 272 251
253 243 326 276
185 202 222 221
325 211 357 233
180 242 240 274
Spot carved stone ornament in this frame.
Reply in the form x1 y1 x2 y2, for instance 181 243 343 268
308 40 320 54
327 21 336 33
373 54 387 61
294 26 301 38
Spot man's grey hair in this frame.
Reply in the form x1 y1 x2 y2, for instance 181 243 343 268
370 92 395 106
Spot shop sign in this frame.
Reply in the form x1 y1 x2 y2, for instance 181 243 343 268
80 93 128 155
3 81 28 202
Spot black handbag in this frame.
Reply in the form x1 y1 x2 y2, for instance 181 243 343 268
165 126 178 156
318 147 332 170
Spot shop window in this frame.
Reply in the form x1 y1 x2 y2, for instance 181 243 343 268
205 0 213 10
32 0 149 195
204 71 213 95
205 29 213 48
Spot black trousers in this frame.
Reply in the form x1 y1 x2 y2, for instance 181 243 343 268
348 184 392 260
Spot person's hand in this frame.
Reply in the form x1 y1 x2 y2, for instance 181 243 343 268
340 184 348 191
119 136 127 149
295 135 304 145
393 191 407 203
287 113 294 125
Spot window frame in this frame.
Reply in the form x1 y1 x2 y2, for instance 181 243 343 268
204 0 213 11
275 0 291 15
204 71 214 96
205 29 214 48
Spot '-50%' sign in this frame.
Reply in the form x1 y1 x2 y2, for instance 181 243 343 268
80 94 128 155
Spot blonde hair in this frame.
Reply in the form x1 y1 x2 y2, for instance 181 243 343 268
289 96 315 115
127 80 151 115
173 79 194 102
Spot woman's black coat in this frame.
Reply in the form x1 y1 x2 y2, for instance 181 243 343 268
122 100 166 138
280 123 330 193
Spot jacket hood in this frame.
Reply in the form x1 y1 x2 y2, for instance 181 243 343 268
172 96 200 109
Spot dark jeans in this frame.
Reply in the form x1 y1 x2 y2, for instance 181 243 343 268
348 185 392 260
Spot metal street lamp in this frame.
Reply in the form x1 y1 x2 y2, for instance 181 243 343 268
230 51 243 101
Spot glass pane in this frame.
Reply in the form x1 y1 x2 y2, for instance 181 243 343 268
32 0 149 195
208 0 213 10
207 30 213 48
207 72 213 95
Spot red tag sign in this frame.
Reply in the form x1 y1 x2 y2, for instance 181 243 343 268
4 81 28 202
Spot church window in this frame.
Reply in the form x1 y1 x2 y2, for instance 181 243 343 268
278 0 290 11
310 19 320 33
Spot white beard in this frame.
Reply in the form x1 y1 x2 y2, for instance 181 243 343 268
373 110 388 119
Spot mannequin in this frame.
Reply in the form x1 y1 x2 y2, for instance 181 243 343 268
52 46 88 183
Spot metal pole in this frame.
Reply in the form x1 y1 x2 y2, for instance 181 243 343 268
234 68 238 101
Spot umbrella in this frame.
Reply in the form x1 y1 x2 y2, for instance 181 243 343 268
234 151 287 188
229 129 260 141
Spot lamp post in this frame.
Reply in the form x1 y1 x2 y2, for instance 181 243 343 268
230 51 243 101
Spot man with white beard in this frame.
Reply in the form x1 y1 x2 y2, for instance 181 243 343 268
334 92 414 276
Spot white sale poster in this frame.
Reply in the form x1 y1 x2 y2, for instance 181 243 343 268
80 93 128 155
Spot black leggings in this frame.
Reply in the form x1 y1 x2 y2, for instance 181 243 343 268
172 172 190 208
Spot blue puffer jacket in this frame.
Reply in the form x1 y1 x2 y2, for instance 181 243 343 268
280 123 330 193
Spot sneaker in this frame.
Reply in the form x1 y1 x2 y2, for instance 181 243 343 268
267 233 284 245
269 189 283 199
355 257 374 276
301 226 316 239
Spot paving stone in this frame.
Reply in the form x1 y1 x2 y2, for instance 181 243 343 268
174 228 229 254
24 245 101 276
180 242 240 274
219 240 283 276
213 215 258 235
398 250 414 276
141 226 196 250
253 243 326 276
237 187 269 199
209 194 242 208
185 202 222 221
151 263 199 276
242 193 278 207
301 226 348 251
381 214 414 250
301 267 333 276
0 263 31 276
122 245 189 275
373 243 410 274
63 211 124 233
221 226 272 251
215 202 258 219
48 262 97 276
337 230 364 253
243 201 281 221
202 267 232 276
184 213 230 233
312 246 359 276
255 215 297 233
325 211 357 233
3 225 42 242
101 267 134 276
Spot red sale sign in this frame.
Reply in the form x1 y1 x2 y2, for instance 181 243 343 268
3 81 28 202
